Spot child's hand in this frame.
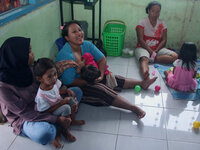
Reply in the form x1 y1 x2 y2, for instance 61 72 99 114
63 97 70 104
66 89 76 98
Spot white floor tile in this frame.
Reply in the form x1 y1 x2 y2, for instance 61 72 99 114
165 108 200 143
118 106 167 140
62 130 117 150
116 135 168 150
9 135 58 150
168 141 200 150
107 56 129 66
108 64 127 77
0 123 17 150
71 104 121 134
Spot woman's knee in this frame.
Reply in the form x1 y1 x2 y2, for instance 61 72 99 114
69 87 83 102
139 56 149 63
23 121 56 145
36 123 56 145
171 52 178 61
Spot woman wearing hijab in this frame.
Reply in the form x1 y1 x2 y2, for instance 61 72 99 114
0 37 82 148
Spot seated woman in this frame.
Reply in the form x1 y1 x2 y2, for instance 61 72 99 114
0 37 82 148
135 1 178 80
56 20 158 119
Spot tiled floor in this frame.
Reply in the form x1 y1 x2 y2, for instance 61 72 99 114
1 56 200 150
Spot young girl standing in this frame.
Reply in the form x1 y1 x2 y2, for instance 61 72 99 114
164 42 198 92
33 58 85 143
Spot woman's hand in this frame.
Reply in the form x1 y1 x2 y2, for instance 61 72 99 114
56 60 78 76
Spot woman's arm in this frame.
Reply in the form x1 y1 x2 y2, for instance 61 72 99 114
96 56 106 82
136 27 153 55
69 78 88 87
154 31 167 53
0 86 57 123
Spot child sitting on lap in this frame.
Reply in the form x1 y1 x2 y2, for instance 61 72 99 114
164 42 198 92
33 58 85 143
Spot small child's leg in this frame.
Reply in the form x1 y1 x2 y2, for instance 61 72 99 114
51 129 62 148
62 129 76 142
164 70 169 78
70 104 85 125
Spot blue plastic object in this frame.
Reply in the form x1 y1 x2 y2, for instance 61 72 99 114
55 37 66 51
154 64 159 68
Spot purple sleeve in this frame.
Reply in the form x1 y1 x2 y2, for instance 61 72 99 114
0 85 57 124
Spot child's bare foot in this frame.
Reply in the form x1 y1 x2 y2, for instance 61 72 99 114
164 70 169 78
51 135 62 149
131 106 146 119
57 116 72 129
71 120 85 126
141 77 157 90
62 130 76 142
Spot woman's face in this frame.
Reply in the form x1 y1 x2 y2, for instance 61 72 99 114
28 46 34 65
148 5 160 20
65 23 84 45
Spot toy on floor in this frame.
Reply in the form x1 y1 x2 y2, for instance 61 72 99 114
196 73 200 79
193 121 200 129
134 85 141 93
154 65 159 68
155 85 161 92
169 67 174 72
152 70 156 76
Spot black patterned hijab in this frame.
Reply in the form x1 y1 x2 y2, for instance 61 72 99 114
0 37 33 87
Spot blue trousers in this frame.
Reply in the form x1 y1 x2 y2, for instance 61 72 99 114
21 87 82 145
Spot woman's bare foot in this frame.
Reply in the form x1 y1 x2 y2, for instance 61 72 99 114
141 77 157 90
71 120 86 126
62 130 76 142
143 70 150 80
51 135 62 149
131 105 146 119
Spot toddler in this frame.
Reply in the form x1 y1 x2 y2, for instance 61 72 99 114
78 52 118 89
164 42 198 92
80 65 101 84
33 58 85 143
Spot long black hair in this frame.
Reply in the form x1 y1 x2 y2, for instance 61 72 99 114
178 42 197 70
145 1 161 14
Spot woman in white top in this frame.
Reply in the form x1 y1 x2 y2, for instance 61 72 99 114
135 1 178 80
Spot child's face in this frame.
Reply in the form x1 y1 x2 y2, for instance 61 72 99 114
41 67 58 86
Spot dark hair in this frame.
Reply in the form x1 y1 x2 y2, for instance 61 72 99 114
33 58 56 77
145 1 161 14
62 20 82 39
178 42 197 70
80 65 101 84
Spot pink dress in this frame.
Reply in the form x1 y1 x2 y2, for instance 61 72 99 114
167 59 198 92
